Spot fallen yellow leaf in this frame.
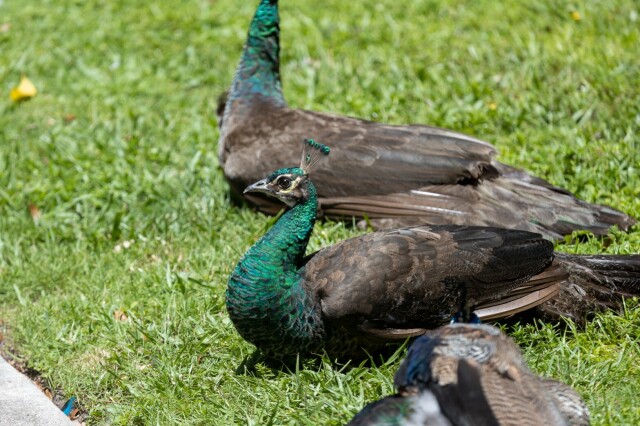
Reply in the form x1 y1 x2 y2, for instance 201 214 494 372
113 309 129 322
28 203 42 222
10 75 37 102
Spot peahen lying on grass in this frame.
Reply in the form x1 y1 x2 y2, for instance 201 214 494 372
225 139 640 359
217 0 635 240
347 323 589 426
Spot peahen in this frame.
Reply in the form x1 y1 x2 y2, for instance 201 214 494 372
225 139 640 359
346 323 589 426
217 0 635 240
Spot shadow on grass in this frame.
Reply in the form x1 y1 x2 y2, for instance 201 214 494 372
235 340 410 377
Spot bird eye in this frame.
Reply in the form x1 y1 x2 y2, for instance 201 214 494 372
277 176 292 190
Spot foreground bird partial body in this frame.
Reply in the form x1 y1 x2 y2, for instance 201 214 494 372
218 0 635 240
347 323 590 426
226 140 640 359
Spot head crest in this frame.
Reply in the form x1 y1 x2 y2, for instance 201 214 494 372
300 139 330 174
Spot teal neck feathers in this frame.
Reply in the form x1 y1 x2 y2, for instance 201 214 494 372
227 0 286 110
243 182 316 269
226 180 324 354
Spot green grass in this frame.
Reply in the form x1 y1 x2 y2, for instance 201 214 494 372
0 0 639 424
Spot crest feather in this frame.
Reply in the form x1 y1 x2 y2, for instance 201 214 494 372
300 138 330 174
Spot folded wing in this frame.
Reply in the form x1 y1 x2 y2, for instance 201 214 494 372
301 225 555 338
221 104 634 239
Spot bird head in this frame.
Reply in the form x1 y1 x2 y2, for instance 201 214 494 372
244 138 330 206
244 167 310 207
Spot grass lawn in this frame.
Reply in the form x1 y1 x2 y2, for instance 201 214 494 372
1 0 639 424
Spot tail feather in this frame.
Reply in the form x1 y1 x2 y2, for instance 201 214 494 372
537 252 640 322
322 175 635 240
475 261 566 320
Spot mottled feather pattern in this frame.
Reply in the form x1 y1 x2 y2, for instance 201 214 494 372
348 324 589 425
308 226 555 336
541 380 591 426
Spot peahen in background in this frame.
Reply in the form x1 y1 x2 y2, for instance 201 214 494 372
346 323 590 426
225 139 640 359
217 0 635 240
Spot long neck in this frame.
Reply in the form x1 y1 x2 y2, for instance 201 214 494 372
228 0 286 108
226 183 324 355
234 184 317 283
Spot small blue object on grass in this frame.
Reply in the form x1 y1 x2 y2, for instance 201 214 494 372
61 396 76 416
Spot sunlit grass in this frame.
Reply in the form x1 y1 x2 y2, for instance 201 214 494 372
0 0 638 424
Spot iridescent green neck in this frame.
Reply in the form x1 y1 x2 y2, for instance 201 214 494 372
226 182 324 354
243 183 317 269
228 0 286 107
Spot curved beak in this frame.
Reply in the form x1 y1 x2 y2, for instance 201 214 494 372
243 178 270 194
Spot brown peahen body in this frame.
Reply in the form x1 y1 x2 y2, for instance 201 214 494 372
226 140 640 359
217 0 635 240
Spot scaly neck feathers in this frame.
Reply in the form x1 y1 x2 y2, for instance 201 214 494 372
226 180 324 354
227 0 286 111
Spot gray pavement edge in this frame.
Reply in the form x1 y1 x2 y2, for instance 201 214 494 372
0 355 73 426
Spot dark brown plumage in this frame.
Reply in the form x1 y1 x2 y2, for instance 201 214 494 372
347 323 590 426
535 253 640 323
228 157 640 358
303 226 640 343
304 225 560 338
218 0 635 240
220 97 637 241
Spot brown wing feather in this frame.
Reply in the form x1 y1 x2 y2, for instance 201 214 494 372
301 226 555 335
398 324 588 426
220 103 497 197
220 102 634 239
320 176 631 239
